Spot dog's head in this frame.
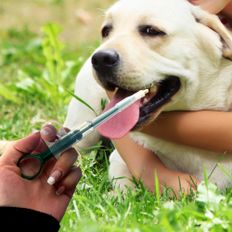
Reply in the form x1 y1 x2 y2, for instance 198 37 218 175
93 0 232 138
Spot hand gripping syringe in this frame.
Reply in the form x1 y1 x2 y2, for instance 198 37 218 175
17 89 148 180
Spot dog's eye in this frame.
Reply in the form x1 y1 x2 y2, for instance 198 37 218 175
101 25 112 38
139 25 166 37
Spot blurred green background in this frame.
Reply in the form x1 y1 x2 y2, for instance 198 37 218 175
0 0 114 139
0 0 113 48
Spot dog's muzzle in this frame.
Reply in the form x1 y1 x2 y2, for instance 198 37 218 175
92 49 181 132
92 49 120 90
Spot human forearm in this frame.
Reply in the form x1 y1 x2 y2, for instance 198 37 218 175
112 135 156 180
142 111 232 153
222 0 232 18
112 135 199 193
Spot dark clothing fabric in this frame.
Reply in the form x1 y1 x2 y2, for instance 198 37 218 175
0 206 60 232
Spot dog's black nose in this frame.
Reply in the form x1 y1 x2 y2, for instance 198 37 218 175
91 50 120 91
92 50 119 70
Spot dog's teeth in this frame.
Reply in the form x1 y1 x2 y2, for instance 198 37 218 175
144 99 149 104
142 96 150 104
150 85 158 94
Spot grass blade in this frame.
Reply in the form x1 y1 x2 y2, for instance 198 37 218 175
154 171 161 206
217 163 232 181
66 89 97 115
0 84 20 103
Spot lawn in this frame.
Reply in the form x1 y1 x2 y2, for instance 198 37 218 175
1 1 232 232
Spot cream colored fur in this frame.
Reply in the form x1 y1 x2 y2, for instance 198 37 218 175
64 0 232 190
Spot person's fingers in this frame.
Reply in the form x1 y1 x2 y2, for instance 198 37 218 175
2 124 59 165
47 148 78 185
55 166 82 197
2 132 42 165
40 124 57 142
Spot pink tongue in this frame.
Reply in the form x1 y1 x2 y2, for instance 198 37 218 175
97 90 140 139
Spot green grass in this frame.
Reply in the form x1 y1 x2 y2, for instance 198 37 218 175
1 24 232 232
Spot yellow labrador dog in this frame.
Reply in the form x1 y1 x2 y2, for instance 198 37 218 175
64 0 232 190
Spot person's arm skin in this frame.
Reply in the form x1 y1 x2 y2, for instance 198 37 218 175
189 0 231 14
113 136 199 194
222 0 232 19
142 111 232 154
0 125 82 222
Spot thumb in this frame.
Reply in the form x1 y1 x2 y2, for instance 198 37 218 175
3 132 42 165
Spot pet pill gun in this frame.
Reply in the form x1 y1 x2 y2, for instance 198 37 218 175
17 89 149 180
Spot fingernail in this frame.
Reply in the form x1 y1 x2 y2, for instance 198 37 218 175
41 128 50 136
56 186 65 196
47 170 62 185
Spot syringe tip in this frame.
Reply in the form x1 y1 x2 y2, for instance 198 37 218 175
133 89 149 101
143 89 149 94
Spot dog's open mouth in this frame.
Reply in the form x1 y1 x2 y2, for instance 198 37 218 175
97 76 181 139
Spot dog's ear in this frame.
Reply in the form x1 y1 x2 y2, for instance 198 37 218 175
190 6 232 60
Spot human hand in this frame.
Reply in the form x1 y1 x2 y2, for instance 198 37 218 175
0 125 82 221
189 0 231 14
